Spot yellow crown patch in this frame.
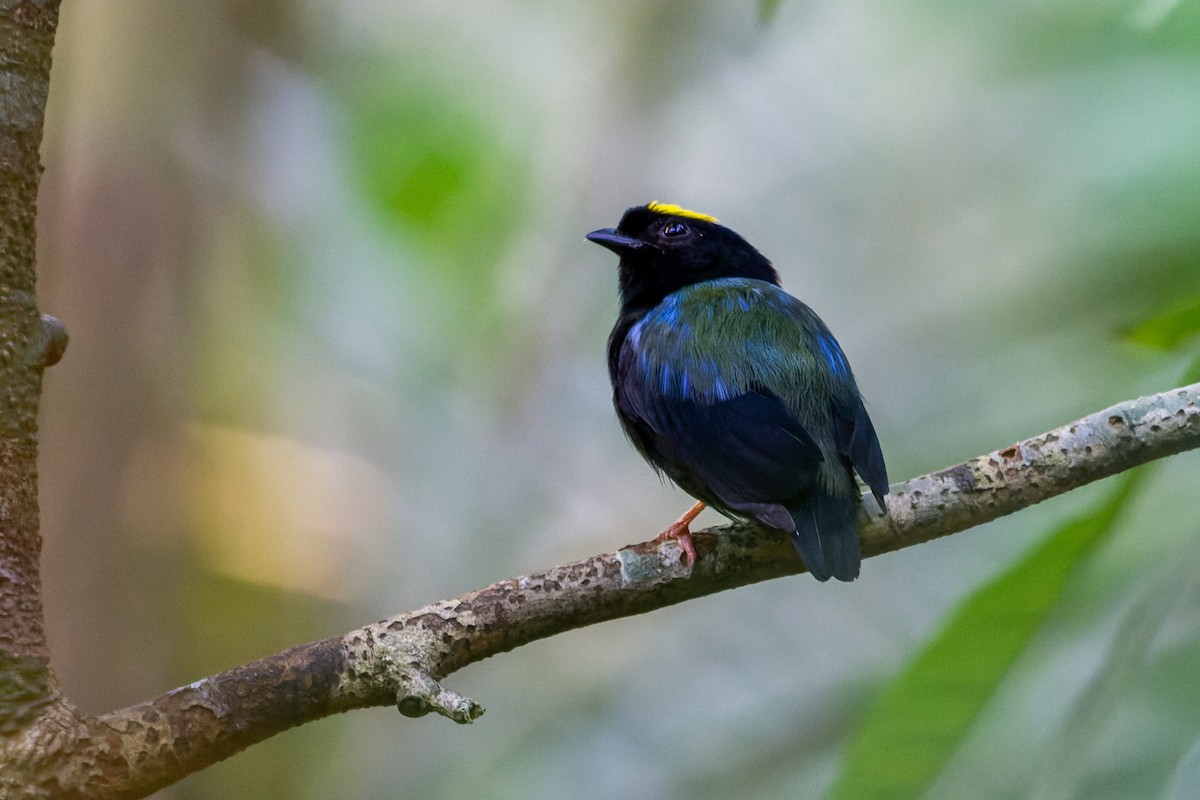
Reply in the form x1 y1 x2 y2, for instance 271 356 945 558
646 201 718 223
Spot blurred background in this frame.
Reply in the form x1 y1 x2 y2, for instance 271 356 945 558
34 1 1200 798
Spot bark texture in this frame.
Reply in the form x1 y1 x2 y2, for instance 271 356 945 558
0 0 62 740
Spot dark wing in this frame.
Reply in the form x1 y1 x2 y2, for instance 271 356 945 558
617 369 824 529
835 395 888 507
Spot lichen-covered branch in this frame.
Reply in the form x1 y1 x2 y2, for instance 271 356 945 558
6 382 1193 799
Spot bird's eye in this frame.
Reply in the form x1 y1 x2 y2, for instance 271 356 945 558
662 221 688 238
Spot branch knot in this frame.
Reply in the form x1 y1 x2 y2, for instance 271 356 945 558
396 670 484 723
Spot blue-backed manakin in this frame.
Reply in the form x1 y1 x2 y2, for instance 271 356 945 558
587 202 887 581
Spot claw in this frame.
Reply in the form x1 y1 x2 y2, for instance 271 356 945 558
652 500 705 565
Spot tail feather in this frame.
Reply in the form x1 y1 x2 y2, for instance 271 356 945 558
787 493 861 582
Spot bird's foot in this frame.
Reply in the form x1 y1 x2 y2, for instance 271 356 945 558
652 501 705 565
652 523 697 566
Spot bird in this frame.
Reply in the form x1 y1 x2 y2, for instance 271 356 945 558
586 201 888 581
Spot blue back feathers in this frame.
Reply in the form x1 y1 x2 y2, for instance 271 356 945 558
613 277 888 581
624 278 857 413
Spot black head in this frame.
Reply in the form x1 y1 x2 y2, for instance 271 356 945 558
586 202 780 312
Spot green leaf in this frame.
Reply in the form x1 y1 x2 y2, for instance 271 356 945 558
1126 295 1200 350
826 470 1146 800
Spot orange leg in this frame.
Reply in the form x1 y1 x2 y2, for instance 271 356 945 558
653 500 705 565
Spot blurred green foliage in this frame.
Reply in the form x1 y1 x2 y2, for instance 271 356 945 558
344 81 529 275
1126 295 1200 351
758 0 784 24
830 471 1145 800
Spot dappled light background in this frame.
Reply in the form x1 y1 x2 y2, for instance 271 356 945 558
34 1 1200 798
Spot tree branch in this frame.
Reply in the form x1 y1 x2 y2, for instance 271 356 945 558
9 381 1194 798
0 0 63 740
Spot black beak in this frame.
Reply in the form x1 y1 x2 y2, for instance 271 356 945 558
586 228 656 255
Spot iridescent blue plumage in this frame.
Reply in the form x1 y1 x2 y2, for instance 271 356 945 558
588 203 887 581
